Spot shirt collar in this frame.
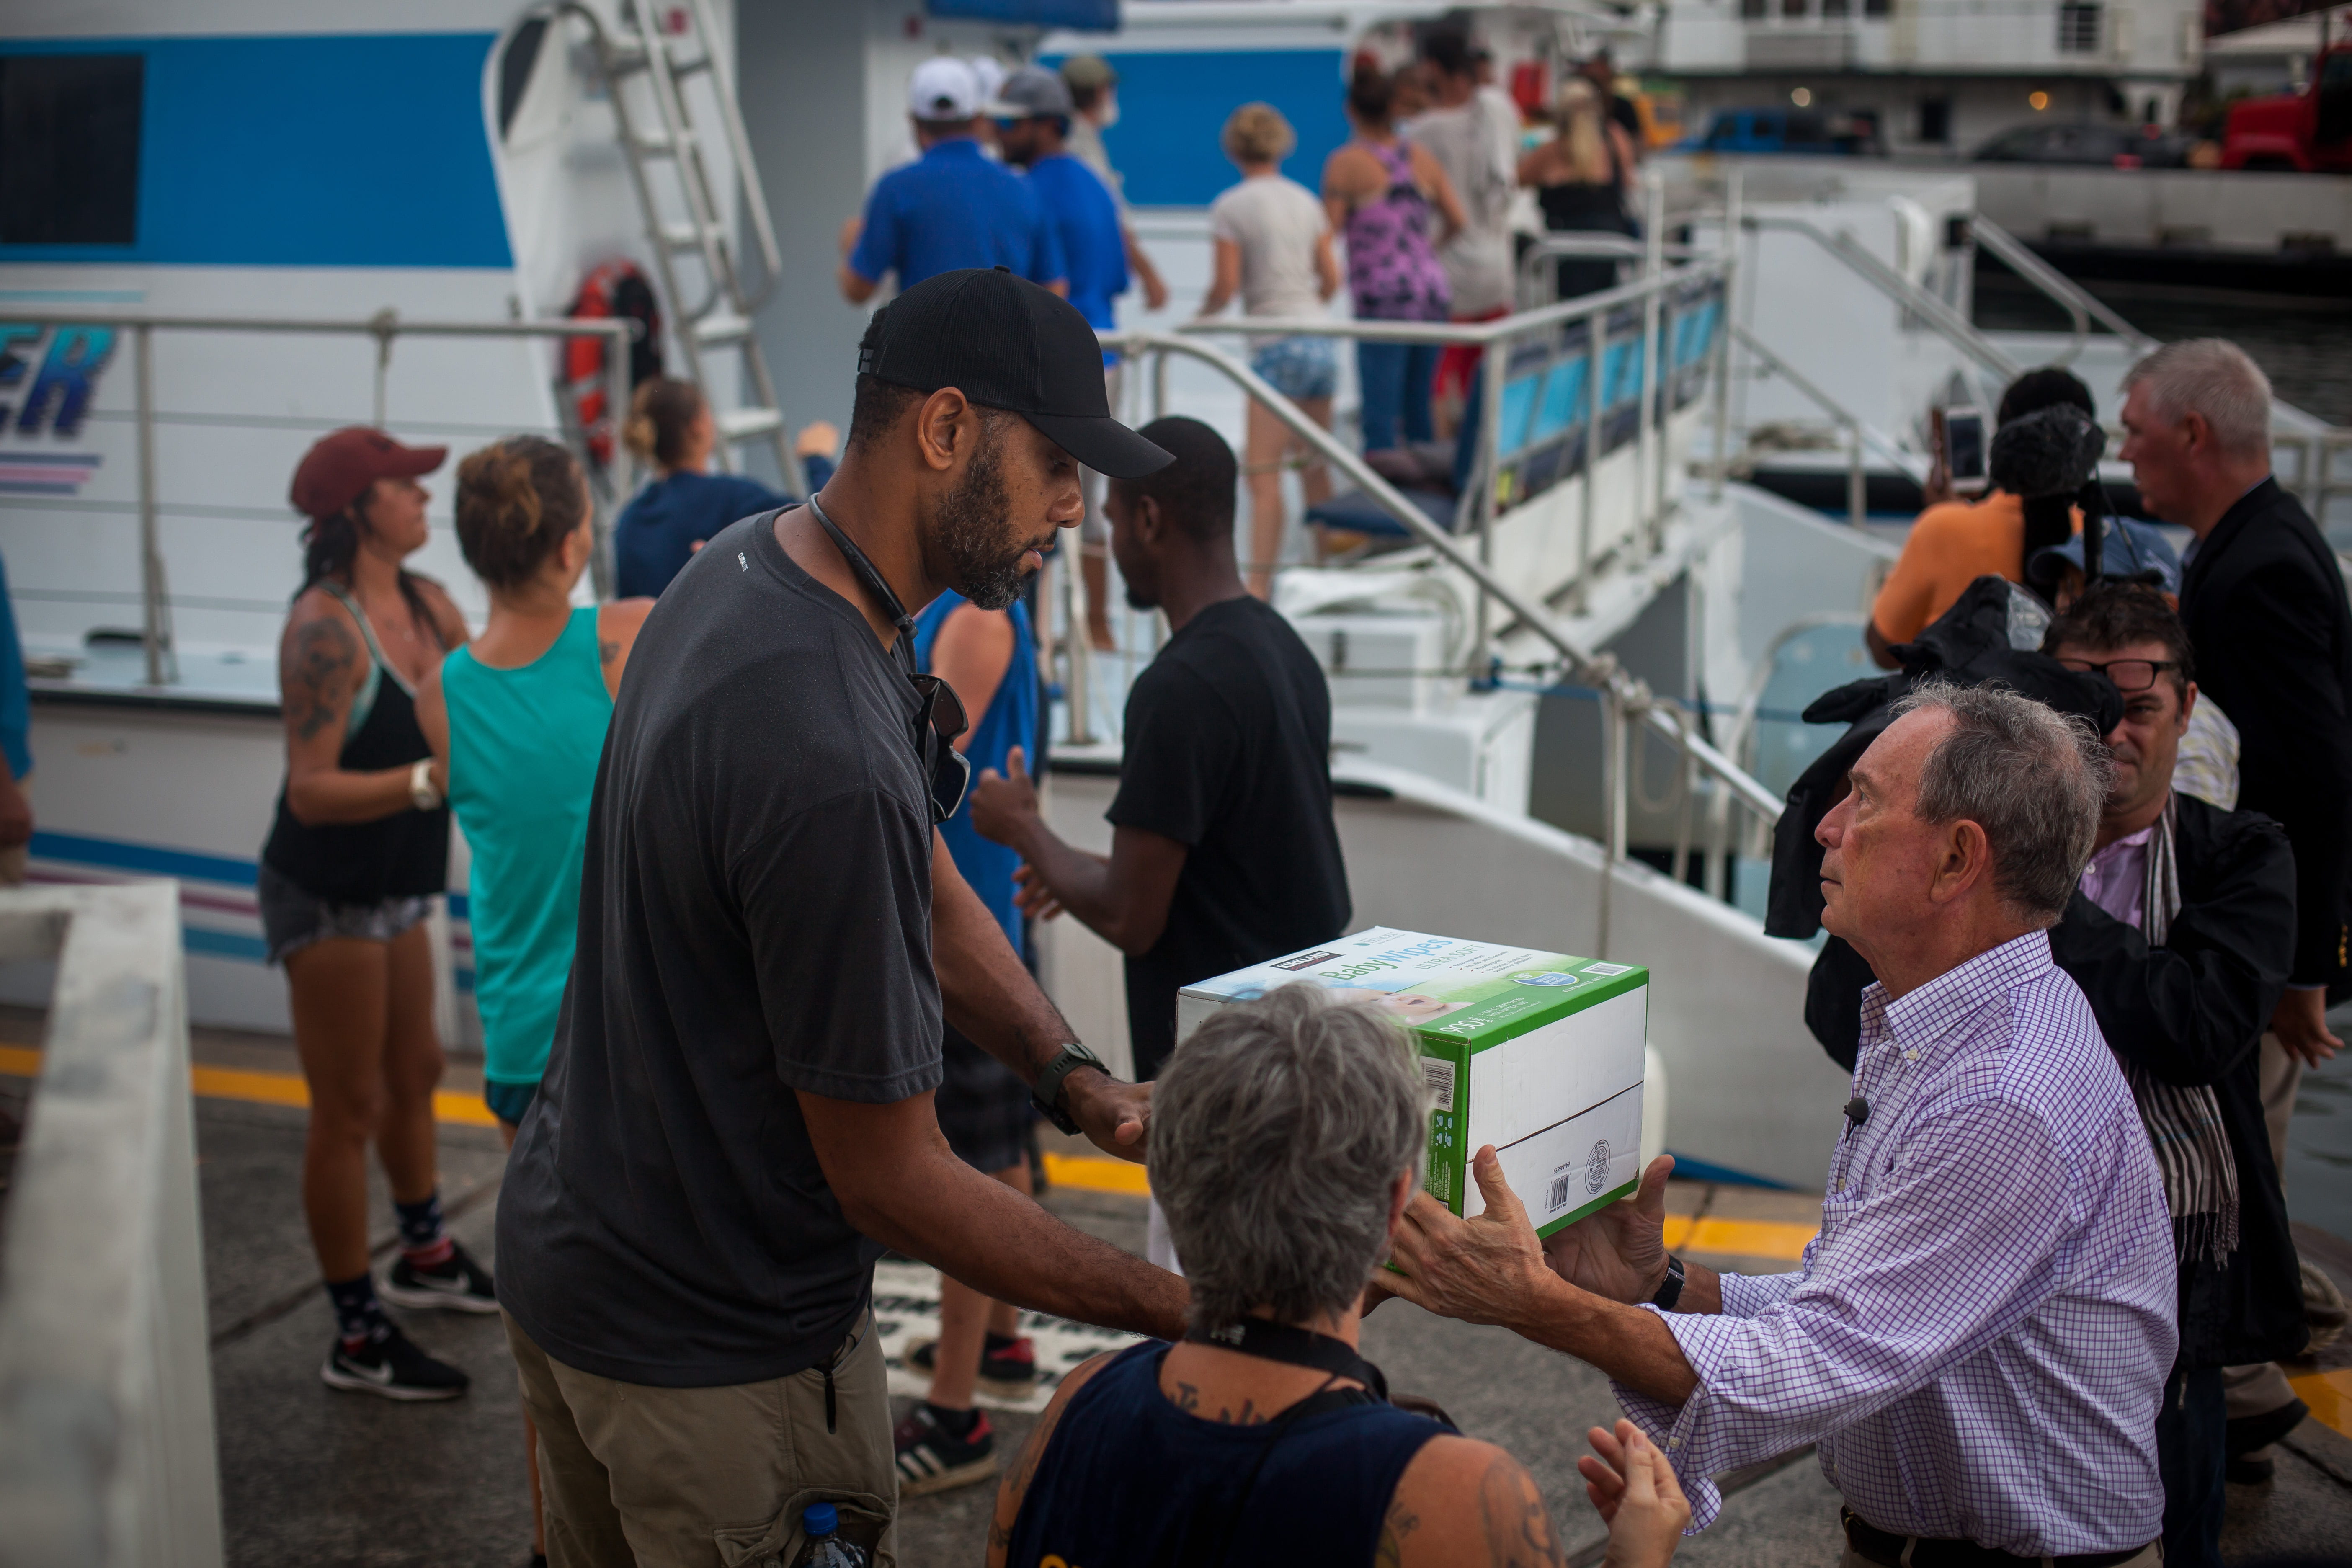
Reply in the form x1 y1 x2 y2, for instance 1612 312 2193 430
2089 822 2156 864
1861 929 2053 1057
923 137 984 161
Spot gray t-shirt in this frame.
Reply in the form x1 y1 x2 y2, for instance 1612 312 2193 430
1407 88 1520 316
1208 174 1330 346
499 509 943 1387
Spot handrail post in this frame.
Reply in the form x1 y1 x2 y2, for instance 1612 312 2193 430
1848 423 1867 528
1596 685 1626 959
1638 169 1666 550
1579 303 1606 611
135 324 166 689
1710 170 1742 503
594 318 632 600
368 309 396 428
1477 315 1509 658
1064 539 1096 745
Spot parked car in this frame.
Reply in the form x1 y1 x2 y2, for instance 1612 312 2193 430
2222 44 2352 170
1682 106 1883 155
1970 121 2193 167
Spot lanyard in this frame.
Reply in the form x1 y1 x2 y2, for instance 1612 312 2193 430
1182 1318 1390 1403
806 494 915 672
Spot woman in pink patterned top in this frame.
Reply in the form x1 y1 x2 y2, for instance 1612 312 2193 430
1322 64 1463 452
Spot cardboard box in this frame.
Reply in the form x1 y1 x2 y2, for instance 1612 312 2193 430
1175 927 1649 1237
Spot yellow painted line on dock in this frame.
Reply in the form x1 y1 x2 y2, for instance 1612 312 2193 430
1663 1213 1818 1262
2291 1368 2352 1440
1042 1150 1151 1196
0 1043 1817 1250
0 1043 499 1130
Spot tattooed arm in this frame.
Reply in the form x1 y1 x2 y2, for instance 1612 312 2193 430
1384 1436 1571 1568
595 597 655 701
279 593 427 825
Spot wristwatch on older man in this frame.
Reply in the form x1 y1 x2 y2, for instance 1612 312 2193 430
1032 1042 1108 1135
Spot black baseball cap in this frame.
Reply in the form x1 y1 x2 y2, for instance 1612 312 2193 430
860 267 1173 480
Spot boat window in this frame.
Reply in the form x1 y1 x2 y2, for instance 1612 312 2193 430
498 18 549 142
0 53 144 245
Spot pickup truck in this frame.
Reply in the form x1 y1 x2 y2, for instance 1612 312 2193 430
2222 44 2352 171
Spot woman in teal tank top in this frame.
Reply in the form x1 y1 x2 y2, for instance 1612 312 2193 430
418 438 652 1131
417 436 650 1567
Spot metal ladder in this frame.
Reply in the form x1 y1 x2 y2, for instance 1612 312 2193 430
565 0 804 492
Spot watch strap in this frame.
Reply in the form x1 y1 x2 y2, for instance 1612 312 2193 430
1030 1042 1106 1136
1649 1254 1687 1312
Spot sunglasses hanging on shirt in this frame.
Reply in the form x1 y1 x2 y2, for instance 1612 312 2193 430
805 496 973 825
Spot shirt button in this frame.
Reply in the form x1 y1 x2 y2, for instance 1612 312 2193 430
1904 1049 1919 1062
1836 1178 1846 1192
1666 1436 1681 1449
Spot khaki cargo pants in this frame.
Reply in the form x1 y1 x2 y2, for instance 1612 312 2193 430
505 1310 899 1568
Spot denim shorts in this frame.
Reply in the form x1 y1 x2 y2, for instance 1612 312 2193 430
256 863 434 965
1250 334 1339 403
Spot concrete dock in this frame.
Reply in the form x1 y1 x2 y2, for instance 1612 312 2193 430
3 1013 2347 1567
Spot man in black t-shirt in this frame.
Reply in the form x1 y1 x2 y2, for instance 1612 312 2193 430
968 417 1352 1263
498 270 1186 1567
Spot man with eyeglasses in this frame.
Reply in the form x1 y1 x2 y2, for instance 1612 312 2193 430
2038 583 2304 1563
497 268 1185 1568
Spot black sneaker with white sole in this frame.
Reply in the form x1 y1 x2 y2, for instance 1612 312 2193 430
320 1328 470 1401
893 1403 998 1497
379 1240 498 1314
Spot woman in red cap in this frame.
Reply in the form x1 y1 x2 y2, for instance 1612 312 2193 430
262 426 487 1401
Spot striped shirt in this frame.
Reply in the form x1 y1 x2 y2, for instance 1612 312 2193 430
1617 931 2175 1553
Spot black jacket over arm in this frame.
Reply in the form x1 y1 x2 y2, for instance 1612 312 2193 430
1805 793 2307 1368
2179 476 2352 996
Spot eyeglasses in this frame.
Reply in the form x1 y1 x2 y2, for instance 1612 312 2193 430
910 672 972 824
2055 656 2180 693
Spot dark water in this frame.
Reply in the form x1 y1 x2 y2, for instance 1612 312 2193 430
1975 273 2352 426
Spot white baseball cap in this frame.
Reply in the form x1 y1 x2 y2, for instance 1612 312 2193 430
907 57 981 121
969 56 1007 105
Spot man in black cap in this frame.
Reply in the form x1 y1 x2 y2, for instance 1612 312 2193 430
498 269 1185 1567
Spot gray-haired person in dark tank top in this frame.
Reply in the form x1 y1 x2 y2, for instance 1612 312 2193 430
263 426 493 1406
989 985 1692 1568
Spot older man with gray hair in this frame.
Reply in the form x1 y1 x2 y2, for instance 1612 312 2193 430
1387 683 2179 1567
988 985 1694 1568
2121 336 2352 1475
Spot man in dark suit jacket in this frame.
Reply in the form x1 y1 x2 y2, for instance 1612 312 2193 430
2121 336 2348 1476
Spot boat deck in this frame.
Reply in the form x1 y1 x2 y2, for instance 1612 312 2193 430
2 1010 2348 1567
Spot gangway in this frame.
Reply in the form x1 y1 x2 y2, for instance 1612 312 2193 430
556 0 805 492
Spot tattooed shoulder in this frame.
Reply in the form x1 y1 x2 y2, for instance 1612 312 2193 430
1375 1493 1421 1568
1477 1453 1564 1568
286 612 360 743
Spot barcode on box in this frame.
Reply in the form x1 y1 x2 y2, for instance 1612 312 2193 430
1421 1057 1456 1113
1546 1171 1573 1213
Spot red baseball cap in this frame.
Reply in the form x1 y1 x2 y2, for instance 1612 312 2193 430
289 427 447 521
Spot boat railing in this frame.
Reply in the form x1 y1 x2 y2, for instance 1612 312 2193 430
0 879 222 1567
0 308 639 688
1964 214 2158 359
1743 213 2021 408
1728 325 1920 527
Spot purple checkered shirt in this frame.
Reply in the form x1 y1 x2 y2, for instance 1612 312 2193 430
1615 931 2176 1554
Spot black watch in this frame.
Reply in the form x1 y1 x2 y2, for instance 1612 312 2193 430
1649 1254 1687 1312
1031 1042 1108 1135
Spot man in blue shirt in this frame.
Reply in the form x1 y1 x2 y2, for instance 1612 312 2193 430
993 65 1132 649
839 58 1066 304
992 67 1128 342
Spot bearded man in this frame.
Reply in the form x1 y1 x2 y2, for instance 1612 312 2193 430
498 268 1186 1568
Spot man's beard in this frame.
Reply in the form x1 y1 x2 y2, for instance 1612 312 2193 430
934 425 1031 611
